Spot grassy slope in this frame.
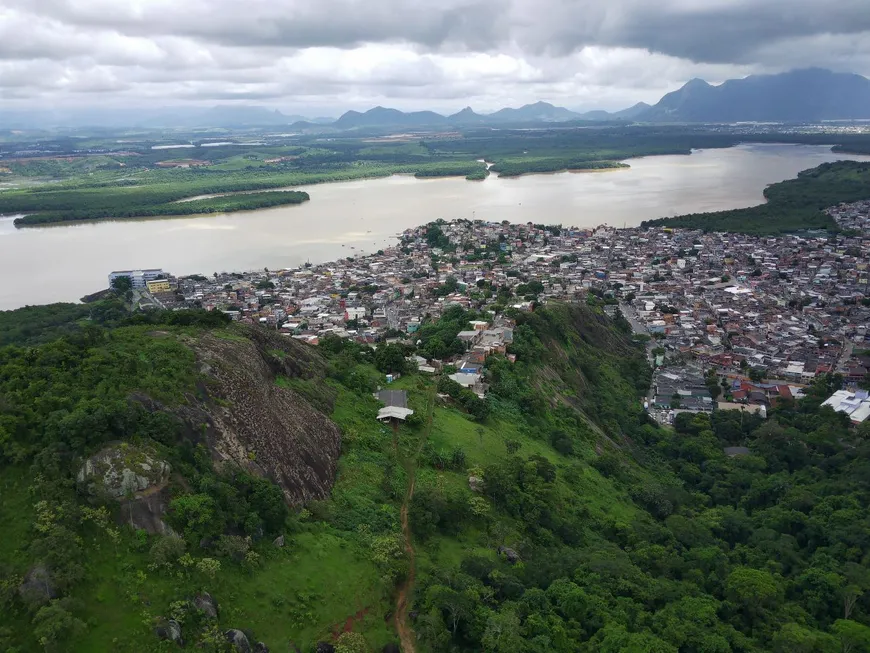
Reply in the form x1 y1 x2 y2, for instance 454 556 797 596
0 323 397 652
0 302 652 651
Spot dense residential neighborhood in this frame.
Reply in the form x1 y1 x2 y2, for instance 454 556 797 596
115 199 870 425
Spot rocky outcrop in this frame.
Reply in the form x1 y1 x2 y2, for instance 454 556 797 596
194 592 219 619
77 442 170 499
179 328 342 505
155 619 183 646
77 442 174 534
225 629 252 653
497 546 520 564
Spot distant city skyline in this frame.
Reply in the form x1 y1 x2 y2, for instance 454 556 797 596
2 0 870 113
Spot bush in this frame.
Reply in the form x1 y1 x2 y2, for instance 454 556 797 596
149 535 186 567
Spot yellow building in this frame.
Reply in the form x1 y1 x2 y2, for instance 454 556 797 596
146 279 172 294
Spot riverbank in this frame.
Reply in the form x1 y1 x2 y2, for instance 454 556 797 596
2 143 869 309
12 190 311 226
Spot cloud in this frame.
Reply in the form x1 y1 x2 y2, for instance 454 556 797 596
0 0 869 112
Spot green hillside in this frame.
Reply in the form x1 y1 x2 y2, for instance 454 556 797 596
2 301 870 652
641 160 870 235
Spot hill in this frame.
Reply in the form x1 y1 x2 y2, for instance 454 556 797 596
333 106 448 129
638 68 870 122
3 297 870 652
484 101 581 123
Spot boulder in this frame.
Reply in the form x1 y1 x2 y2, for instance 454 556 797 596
77 442 173 534
225 629 252 653
254 644 269 653
468 476 484 493
273 534 285 548
497 546 520 564
316 643 336 653
156 619 183 646
77 442 170 500
194 592 218 619
18 565 56 607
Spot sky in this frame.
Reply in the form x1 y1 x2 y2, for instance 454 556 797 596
2 0 870 116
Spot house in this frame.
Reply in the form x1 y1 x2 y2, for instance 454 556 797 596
145 278 172 294
822 389 870 424
374 389 414 422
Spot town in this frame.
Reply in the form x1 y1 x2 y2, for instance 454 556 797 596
110 198 870 428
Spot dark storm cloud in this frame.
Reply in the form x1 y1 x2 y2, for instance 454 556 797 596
11 0 870 65
1 0 869 109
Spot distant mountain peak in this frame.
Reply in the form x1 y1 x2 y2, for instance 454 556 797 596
683 78 712 89
637 67 870 123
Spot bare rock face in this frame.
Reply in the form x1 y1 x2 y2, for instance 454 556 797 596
77 442 170 499
194 592 219 619
77 442 174 534
155 619 183 646
185 329 342 505
225 629 252 653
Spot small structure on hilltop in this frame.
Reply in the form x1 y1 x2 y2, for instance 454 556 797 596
375 389 414 422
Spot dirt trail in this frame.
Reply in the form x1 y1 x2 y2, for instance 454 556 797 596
394 388 436 653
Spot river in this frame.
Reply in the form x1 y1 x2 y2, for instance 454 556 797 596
1 143 868 310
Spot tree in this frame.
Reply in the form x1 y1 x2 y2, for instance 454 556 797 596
748 367 765 383
725 567 783 616
168 494 223 541
832 620 870 653
374 343 407 375
416 608 450 650
110 275 132 293
427 585 474 634
32 599 86 653
772 623 838 653
481 608 523 652
504 439 521 455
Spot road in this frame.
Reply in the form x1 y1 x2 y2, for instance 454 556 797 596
386 303 400 331
620 302 657 409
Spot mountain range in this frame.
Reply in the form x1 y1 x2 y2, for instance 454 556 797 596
3 68 869 130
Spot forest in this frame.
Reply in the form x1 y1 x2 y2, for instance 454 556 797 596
6 126 870 226
2 295 870 652
642 160 870 234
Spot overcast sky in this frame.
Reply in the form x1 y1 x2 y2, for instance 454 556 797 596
2 0 870 115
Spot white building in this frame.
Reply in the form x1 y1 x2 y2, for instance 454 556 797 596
108 269 165 289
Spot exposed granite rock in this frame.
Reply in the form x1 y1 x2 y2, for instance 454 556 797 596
76 442 174 534
123 326 342 507
194 592 218 619
225 629 252 653
155 619 183 646
468 476 484 493
183 328 342 505
77 442 170 500
273 535 285 548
